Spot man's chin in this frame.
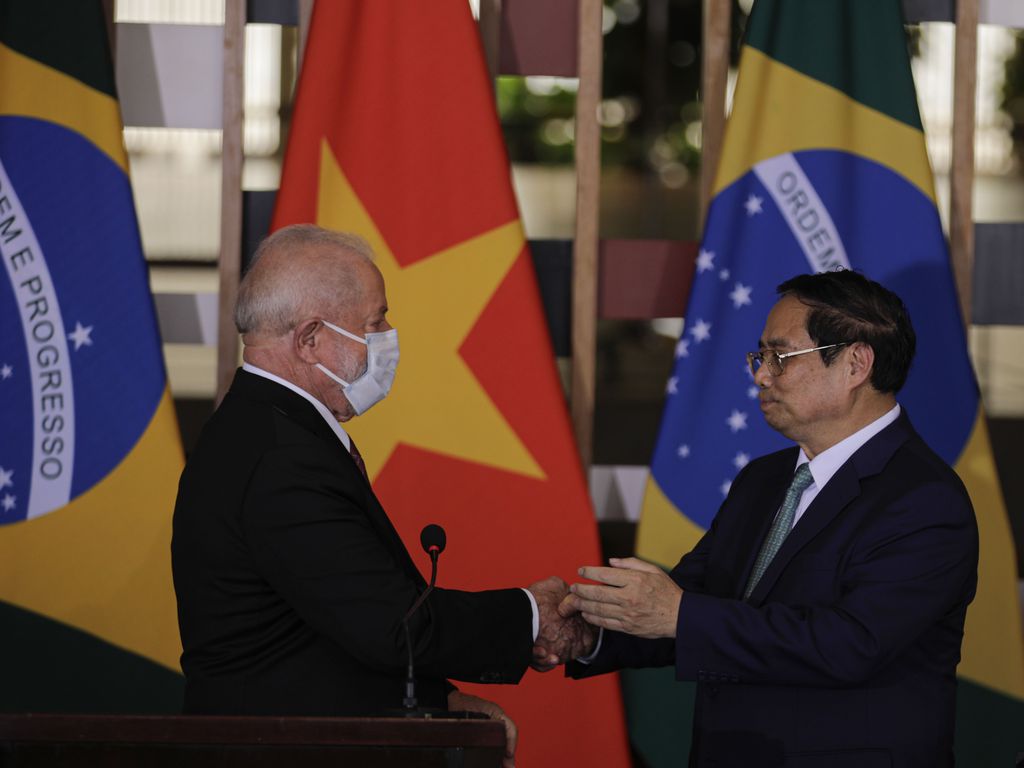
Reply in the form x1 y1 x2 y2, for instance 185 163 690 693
760 407 785 432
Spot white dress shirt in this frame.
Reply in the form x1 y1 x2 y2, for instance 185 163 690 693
790 404 901 529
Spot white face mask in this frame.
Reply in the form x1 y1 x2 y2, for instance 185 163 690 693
315 320 399 415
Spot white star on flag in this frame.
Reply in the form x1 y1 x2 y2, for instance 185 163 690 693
745 194 764 215
1 494 15 512
747 385 760 399
677 444 690 458
689 318 712 343
696 249 715 273
666 376 679 395
0 363 11 380
733 452 750 469
675 338 690 358
720 480 732 497
68 322 94 350
0 467 12 489
726 409 748 433
719 269 730 281
729 282 753 308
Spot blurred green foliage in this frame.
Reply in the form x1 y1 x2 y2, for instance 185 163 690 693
1001 31 1024 163
496 0 746 174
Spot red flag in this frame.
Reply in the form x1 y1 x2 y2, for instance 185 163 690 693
273 2 630 765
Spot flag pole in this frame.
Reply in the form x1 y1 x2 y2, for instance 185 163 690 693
950 0 978 331
216 1 247 405
571 0 603 469
700 0 731 232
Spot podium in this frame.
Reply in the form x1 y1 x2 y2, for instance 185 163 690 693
0 714 506 767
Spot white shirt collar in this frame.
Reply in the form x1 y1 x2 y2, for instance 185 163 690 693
797 404 901 491
241 363 351 451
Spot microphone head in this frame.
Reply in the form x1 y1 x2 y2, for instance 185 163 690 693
420 524 446 555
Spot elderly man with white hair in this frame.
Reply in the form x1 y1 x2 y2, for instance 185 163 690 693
171 224 589 766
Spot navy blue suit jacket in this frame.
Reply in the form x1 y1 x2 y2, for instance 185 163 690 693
572 412 978 767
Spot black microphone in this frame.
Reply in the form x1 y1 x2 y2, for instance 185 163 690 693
401 524 446 712
420 524 446 559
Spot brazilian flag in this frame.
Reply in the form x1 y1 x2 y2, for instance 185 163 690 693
630 0 1024 764
0 1 184 711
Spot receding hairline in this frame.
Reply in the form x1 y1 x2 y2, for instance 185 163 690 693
235 225 379 336
249 224 375 269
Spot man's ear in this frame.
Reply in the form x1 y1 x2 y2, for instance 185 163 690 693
845 342 875 388
294 319 322 363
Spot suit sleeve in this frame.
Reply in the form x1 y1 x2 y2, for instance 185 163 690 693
568 498 722 679
674 479 978 687
241 443 533 684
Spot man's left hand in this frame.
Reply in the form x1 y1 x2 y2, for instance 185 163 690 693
448 690 518 768
565 557 682 639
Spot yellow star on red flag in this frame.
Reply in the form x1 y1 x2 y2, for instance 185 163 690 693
316 139 543 481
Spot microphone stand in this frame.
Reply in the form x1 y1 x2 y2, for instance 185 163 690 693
391 524 483 719
400 547 438 713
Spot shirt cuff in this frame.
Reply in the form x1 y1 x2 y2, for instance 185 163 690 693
575 627 604 664
521 588 539 642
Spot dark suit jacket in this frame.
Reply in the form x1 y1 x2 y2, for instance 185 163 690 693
172 369 533 715
571 412 978 768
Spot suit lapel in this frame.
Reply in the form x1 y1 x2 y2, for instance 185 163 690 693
733 450 797 598
745 411 916 603
362 489 427 588
746 468 861 602
230 368 426 587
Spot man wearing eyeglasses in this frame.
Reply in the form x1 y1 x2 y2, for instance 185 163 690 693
560 270 979 767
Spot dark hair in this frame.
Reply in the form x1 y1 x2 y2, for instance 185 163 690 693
776 270 916 393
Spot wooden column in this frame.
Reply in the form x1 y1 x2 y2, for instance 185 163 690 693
478 0 502 84
950 0 978 328
101 0 116 61
700 0 731 229
571 0 603 468
297 0 315 75
216 1 246 405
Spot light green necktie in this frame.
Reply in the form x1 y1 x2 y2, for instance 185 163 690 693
743 463 814 600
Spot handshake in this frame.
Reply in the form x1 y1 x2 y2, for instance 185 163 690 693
526 576 595 671
526 558 686 671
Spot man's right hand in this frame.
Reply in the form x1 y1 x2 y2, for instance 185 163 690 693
527 576 596 671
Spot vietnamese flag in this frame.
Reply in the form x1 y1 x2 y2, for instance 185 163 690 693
272 2 630 765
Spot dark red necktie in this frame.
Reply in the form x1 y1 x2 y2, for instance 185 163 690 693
349 438 369 480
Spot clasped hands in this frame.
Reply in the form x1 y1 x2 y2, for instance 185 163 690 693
528 558 682 671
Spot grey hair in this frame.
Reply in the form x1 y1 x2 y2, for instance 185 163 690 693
235 224 375 336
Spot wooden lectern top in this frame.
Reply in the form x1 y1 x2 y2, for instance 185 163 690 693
0 713 506 767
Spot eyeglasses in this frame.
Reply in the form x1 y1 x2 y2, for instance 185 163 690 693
746 343 848 377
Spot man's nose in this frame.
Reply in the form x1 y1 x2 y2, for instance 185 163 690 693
753 364 771 388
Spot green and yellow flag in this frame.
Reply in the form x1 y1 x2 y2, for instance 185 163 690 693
632 1 1024 764
0 0 183 710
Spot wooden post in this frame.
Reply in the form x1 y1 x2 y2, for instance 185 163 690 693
215 1 246 405
297 0 315 76
950 0 978 328
700 0 731 230
101 0 116 63
478 0 502 84
571 0 602 469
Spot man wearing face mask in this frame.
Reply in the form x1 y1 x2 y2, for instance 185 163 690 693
171 225 585 753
